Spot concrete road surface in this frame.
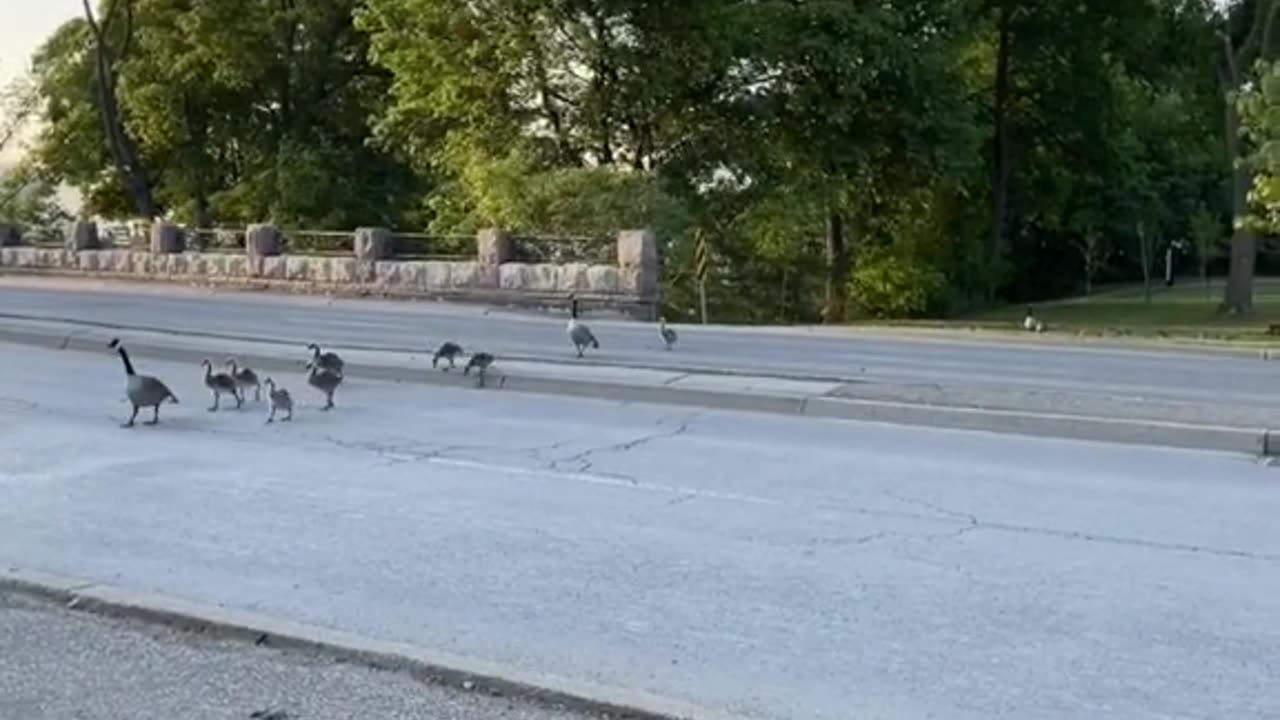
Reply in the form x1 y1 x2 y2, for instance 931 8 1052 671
1 278 1277 409
0 341 1278 719
0 592 597 720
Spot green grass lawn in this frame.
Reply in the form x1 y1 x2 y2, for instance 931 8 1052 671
895 279 1280 344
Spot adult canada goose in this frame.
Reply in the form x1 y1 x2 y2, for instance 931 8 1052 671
566 293 599 358
432 341 464 371
306 362 343 411
463 352 495 387
306 343 344 374
264 377 293 423
1023 305 1045 333
226 358 262 402
202 359 243 411
659 316 678 351
108 338 178 427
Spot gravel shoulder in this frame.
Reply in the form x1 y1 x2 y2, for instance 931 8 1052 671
0 591 599 720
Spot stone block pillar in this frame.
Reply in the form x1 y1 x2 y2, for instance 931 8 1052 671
477 228 513 266
617 228 660 299
65 220 100 251
245 223 282 256
150 221 185 254
353 226 393 261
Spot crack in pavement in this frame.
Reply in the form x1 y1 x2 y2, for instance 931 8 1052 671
545 412 703 477
880 490 1280 563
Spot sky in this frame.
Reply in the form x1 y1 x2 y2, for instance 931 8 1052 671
0 2 78 164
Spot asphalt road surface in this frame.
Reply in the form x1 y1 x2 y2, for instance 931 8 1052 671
0 341 1277 719
1 278 1277 409
0 592 598 720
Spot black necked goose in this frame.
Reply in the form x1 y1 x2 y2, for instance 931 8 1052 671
659 316 677 350
306 362 343 411
306 343 345 374
108 338 178 427
566 294 599 358
464 351 495 387
432 341 464 371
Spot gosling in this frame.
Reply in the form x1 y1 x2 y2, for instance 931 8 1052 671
264 377 293 423
202 359 243 411
226 358 262 402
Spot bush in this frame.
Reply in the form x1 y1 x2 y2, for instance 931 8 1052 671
849 249 946 319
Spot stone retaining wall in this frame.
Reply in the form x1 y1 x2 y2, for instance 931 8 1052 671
0 223 660 318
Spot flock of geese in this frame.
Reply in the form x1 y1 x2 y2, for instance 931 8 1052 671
107 293 680 428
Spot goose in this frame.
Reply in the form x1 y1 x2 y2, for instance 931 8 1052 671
432 341 464 371
1023 305 1045 333
306 343 344 374
659 316 678 351
108 338 178 427
264 377 293 423
306 362 343 411
226 358 262 402
202 358 243 411
566 293 599 358
464 351 495 387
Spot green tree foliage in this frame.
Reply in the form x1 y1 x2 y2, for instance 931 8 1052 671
20 0 1242 323
30 0 423 228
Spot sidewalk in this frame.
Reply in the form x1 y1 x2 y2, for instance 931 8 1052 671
0 590 598 720
0 315 1276 456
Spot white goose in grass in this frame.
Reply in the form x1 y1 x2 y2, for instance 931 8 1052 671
566 293 599 358
109 338 178 427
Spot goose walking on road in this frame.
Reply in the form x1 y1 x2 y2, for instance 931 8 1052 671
202 359 242 411
226 358 262 402
464 352 495 388
306 343 344 374
659 317 678 351
264 378 293 423
108 338 178 427
566 294 599 358
306 362 343 411
432 341 464 371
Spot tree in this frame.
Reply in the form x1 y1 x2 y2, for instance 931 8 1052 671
0 73 69 228
1215 0 1280 315
29 0 421 229
82 0 158 218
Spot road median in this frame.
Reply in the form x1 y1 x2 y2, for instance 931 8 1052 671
0 317 1272 457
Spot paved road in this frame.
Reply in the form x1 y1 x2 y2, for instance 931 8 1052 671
1 278 1277 409
0 592 596 720
1 341 1277 719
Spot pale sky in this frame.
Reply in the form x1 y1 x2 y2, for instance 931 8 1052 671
0 1 79 164
0 2 78 85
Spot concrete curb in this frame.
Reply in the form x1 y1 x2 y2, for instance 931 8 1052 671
0 567 741 720
0 322 1272 457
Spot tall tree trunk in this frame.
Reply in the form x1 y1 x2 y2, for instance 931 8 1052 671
824 212 849 324
1217 0 1280 315
1222 95 1257 315
82 0 156 218
988 4 1013 297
